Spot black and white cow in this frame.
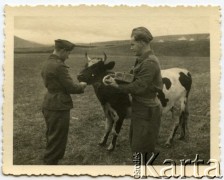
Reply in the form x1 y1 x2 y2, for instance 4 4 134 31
77 53 192 151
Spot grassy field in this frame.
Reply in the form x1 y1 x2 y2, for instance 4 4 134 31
13 53 210 165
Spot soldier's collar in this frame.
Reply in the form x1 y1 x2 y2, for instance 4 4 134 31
49 54 70 68
136 50 154 63
49 54 60 59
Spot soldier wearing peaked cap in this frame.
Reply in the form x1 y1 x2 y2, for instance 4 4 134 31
55 39 75 51
131 26 153 43
41 39 87 165
108 27 163 162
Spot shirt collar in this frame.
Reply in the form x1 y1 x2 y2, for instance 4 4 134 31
48 54 70 68
136 50 154 64
49 54 60 60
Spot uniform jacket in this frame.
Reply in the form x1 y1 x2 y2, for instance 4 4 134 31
118 50 163 107
41 54 84 110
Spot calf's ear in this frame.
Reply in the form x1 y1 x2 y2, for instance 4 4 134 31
105 61 115 70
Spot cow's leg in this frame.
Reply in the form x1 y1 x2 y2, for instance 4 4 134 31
107 106 131 151
179 98 189 140
98 117 113 146
103 103 119 136
99 103 119 148
111 111 119 136
165 107 180 147
107 116 125 151
184 103 190 139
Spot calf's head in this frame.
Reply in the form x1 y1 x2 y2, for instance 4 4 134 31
77 52 115 84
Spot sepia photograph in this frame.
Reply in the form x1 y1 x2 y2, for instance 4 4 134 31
3 5 220 176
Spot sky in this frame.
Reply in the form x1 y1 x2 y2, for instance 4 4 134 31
14 6 211 44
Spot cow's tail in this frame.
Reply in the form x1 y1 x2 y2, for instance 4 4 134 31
180 71 192 139
179 71 192 98
186 72 192 98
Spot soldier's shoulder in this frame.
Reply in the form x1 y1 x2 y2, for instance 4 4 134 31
54 59 63 66
143 56 160 70
147 54 158 61
42 60 63 73
144 54 159 64
55 59 70 68
48 55 68 67
55 62 70 75
48 59 68 70
144 57 156 64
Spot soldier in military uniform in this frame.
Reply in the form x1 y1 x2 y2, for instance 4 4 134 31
41 39 87 165
109 27 163 161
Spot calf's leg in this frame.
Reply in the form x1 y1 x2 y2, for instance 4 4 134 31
107 117 125 151
99 103 118 146
98 118 113 146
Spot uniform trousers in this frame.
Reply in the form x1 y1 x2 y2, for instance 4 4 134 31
130 99 161 161
42 109 70 165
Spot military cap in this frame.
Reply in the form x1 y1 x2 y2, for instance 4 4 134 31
55 39 75 51
131 27 153 43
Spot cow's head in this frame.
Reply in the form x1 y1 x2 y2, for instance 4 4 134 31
77 52 115 84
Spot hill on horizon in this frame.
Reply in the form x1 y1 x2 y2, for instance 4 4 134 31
14 33 209 49
14 36 50 48
90 33 209 46
14 34 210 57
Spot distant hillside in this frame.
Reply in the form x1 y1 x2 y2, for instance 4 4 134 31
14 34 210 57
152 39 210 57
153 34 209 42
14 36 94 53
14 36 49 48
91 40 130 47
86 34 210 57
73 40 210 57
91 34 209 45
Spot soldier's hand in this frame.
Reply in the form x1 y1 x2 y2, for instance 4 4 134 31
79 82 87 90
103 75 118 88
109 80 119 88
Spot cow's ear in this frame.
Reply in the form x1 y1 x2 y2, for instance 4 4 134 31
105 61 115 70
